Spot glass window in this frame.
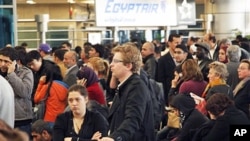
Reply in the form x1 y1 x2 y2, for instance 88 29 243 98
0 0 13 5
0 8 14 48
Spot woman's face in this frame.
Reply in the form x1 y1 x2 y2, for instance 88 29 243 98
208 68 220 82
218 49 226 63
68 91 88 116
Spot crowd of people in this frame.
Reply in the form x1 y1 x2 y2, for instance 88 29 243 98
0 33 250 141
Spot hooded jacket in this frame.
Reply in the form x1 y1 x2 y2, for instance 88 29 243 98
170 94 208 141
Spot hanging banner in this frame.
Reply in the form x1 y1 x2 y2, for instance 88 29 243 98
95 0 177 26
176 0 196 25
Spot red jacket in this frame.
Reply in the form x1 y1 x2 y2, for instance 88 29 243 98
87 82 106 105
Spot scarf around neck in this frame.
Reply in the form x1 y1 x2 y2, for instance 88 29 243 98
202 78 226 98
233 76 250 96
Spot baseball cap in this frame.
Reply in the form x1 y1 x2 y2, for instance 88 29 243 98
39 43 52 53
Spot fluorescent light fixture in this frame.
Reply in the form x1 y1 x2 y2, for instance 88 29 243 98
79 0 94 4
26 0 36 4
67 0 76 3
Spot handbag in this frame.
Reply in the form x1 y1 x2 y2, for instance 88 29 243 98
34 88 50 120
195 100 207 115
34 100 46 120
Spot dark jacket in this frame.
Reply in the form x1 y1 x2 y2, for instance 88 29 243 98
142 54 157 80
192 106 250 141
234 79 250 118
206 84 233 100
198 58 213 82
32 59 54 106
157 52 176 104
170 94 208 141
53 110 108 141
108 74 155 141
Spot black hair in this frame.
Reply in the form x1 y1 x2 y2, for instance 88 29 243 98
31 119 53 135
0 47 18 61
25 50 42 63
54 49 67 61
168 34 181 42
61 41 72 48
14 46 28 66
75 46 82 54
21 42 28 47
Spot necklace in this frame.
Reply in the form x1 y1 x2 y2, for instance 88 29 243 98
73 118 84 134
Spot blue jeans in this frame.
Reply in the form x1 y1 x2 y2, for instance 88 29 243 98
15 123 32 140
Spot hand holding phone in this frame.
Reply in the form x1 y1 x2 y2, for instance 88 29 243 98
7 60 17 74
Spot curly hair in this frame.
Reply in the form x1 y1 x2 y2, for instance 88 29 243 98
206 93 234 117
112 42 142 73
209 61 229 80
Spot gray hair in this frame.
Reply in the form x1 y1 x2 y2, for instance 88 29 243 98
219 38 232 46
226 45 241 62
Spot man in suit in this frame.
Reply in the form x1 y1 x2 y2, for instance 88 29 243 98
203 33 219 61
63 51 79 87
157 34 181 105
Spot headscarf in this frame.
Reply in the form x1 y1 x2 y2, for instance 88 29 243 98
76 66 99 87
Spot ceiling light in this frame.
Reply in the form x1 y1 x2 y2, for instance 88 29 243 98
67 0 76 3
80 0 94 4
26 0 36 4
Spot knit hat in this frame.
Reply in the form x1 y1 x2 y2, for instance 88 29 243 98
39 43 51 53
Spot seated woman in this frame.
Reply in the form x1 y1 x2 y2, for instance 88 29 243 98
179 59 207 97
193 93 250 141
34 64 68 123
192 61 233 115
53 84 108 141
76 66 106 105
168 94 208 141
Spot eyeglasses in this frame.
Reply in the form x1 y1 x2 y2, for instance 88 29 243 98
112 58 124 63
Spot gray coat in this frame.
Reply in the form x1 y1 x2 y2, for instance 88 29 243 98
6 66 34 121
63 65 79 87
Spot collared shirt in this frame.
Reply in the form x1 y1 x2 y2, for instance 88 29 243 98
65 64 77 75
209 44 217 59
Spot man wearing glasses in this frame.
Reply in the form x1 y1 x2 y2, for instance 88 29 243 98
100 42 155 141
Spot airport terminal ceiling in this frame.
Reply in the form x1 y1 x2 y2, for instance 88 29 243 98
16 0 205 5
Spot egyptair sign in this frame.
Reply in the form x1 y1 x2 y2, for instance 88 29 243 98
95 0 177 26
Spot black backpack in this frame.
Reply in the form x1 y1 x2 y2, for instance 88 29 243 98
148 78 165 130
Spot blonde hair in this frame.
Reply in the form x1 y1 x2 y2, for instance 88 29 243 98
88 57 109 79
112 42 142 73
209 61 229 80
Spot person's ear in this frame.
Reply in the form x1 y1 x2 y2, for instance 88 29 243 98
42 130 50 139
